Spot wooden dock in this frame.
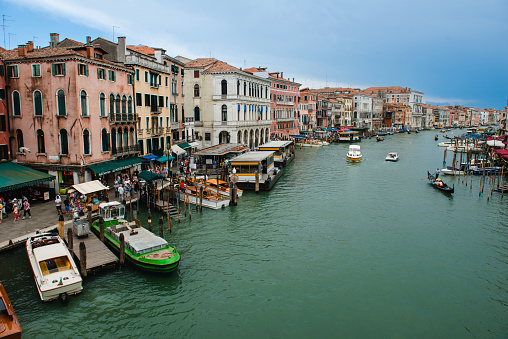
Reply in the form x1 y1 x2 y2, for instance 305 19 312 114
63 221 118 277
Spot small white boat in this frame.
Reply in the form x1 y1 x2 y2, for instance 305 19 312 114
347 145 362 162
320 141 330 146
300 139 323 147
26 233 83 302
176 186 230 210
441 166 465 175
385 152 399 162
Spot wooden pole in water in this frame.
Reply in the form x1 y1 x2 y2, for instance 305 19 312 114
67 228 73 257
130 192 133 221
79 242 87 278
452 152 457 176
119 233 125 265
99 216 105 242
216 168 220 197
199 186 203 211
158 217 164 238
58 214 65 238
148 211 152 232
188 193 192 220
255 170 260 193
502 166 505 198
443 148 447 168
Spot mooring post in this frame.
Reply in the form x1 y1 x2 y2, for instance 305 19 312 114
99 216 105 242
58 214 65 239
67 228 73 257
79 242 87 278
159 217 164 238
148 211 152 232
119 233 125 265
255 170 260 193
199 186 203 211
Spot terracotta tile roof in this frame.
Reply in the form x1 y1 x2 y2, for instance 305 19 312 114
57 38 85 47
127 45 156 57
243 67 260 73
204 60 241 73
363 86 410 94
185 58 218 68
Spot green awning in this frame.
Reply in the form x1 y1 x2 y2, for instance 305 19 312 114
88 157 143 176
177 142 191 149
138 170 164 183
0 162 55 192
156 155 175 163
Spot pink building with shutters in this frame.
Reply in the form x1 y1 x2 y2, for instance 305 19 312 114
0 34 137 191
0 52 9 160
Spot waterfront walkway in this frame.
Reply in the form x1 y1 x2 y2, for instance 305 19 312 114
0 188 138 252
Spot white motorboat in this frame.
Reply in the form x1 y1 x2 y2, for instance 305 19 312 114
385 152 399 162
441 166 465 175
26 233 83 302
346 145 362 162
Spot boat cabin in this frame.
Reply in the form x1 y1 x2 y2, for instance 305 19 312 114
339 131 360 142
229 151 281 190
258 140 295 167
98 201 125 222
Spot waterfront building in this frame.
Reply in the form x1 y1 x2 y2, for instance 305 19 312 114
335 94 353 127
0 50 9 160
299 88 317 132
183 58 271 149
363 86 424 128
422 104 434 129
351 92 383 131
0 34 138 192
432 106 450 127
316 95 329 128
384 103 411 130
244 68 300 139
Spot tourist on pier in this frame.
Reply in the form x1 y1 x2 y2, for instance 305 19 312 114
64 197 71 217
118 184 125 201
22 198 31 219
55 195 62 215
114 181 119 197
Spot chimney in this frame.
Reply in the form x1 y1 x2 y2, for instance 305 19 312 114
86 46 95 58
26 41 34 52
154 49 162 63
86 36 91 45
50 33 59 48
117 36 126 63
18 45 27 57
281 72 283 79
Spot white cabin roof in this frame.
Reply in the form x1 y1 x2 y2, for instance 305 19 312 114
33 243 68 261
349 145 361 151
258 140 293 149
230 151 275 163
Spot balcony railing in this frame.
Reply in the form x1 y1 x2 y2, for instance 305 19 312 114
150 127 164 135
110 113 137 124
138 128 143 135
151 108 162 114
111 144 140 156
150 82 159 88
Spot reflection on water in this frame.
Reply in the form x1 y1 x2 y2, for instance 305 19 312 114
0 131 507 337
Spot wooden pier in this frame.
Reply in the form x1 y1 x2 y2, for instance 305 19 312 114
63 220 118 277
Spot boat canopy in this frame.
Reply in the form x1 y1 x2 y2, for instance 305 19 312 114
72 180 108 195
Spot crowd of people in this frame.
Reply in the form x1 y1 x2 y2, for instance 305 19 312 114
0 196 32 223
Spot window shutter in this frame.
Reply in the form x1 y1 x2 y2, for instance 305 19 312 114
85 65 89 76
97 68 100 79
113 71 116 82
52 64 56 76
62 63 66 75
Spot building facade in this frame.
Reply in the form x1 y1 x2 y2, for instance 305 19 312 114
183 58 271 149
0 53 9 160
1 35 137 191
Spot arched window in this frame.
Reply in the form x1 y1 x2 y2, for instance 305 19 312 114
127 96 132 114
16 129 23 149
57 89 66 116
33 90 43 116
37 129 45 154
83 129 91 155
100 93 106 117
237 81 240 95
194 84 200 97
221 105 227 122
244 82 246 96
194 107 200 121
109 94 115 114
115 94 121 114
12 91 21 116
101 128 110 152
121 95 127 113
59 129 68 155
80 90 88 116
221 79 227 95
110 128 117 153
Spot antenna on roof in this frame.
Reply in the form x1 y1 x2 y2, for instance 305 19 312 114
113 25 120 41
8 32 16 49
2 14 14 49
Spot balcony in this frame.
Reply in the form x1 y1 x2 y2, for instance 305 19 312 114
276 117 297 122
111 144 140 157
151 108 162 114
276 101 295 106
138 128 143 135
170 122 180 130
150 127 164 135
110 113 137 124
150 82 159 89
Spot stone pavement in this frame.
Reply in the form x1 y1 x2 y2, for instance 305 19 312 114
0 187 139 252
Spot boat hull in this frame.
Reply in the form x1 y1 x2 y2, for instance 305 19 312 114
0 282 22 338
235 168 283 191
347 156 362 162
90 222 180 275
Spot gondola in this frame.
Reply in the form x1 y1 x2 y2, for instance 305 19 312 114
376 135 384 142
427 171 454 193
434 135 438 141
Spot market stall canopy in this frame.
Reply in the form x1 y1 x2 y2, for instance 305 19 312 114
72 180 108 195
177 142 192 150
142 155 158 161
0 162 55 193
156 155 175 163
171 145 186 155
88 157 143 176
138 171 165 183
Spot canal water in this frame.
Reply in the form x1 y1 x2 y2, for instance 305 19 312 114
1 131 507 338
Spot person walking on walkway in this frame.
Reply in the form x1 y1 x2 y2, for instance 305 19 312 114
55 195 63 215
0 199 3 224
13 199 19 222
118 184 124 202
22 199 31 219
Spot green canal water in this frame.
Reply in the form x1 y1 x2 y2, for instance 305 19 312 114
1 131 507 338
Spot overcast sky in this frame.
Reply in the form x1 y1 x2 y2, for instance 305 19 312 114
2 0 507 109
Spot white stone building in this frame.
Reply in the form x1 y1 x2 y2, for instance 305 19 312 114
183 58 271 149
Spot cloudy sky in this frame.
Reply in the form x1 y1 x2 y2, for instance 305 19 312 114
2 0 507 109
